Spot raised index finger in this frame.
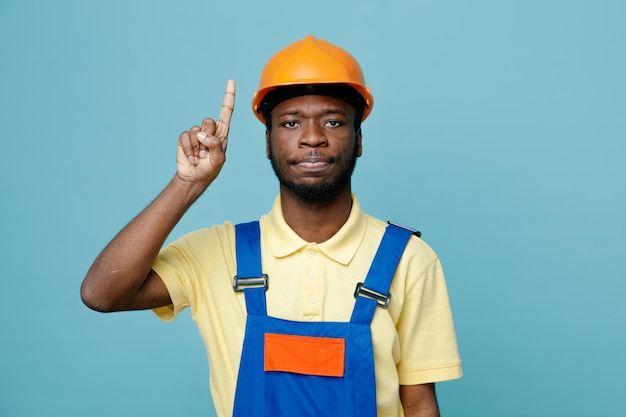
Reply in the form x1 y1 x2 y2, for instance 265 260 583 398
215 79 236 139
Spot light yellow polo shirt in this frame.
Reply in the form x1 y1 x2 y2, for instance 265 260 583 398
152 196 462 417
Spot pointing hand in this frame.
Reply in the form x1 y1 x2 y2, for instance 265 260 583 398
176 79 236 185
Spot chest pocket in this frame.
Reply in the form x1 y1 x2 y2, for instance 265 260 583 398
264 333 345 377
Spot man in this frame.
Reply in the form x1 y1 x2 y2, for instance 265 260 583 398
81 35 462 417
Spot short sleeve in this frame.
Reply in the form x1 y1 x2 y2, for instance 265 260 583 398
151 228 212 322
396 256 463 385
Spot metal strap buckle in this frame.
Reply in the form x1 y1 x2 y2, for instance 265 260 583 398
354 282 391 309
233 274 269 292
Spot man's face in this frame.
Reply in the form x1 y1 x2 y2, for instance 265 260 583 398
266 94 363 203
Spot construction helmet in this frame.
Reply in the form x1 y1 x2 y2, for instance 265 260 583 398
252 35 374 124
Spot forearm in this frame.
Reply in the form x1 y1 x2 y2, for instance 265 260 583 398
81 80 235 312
404 407 440 417
81 174 208 311
400 384 440 417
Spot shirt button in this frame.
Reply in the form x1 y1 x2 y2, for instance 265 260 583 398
308 272 316 280
307 249 316 257
307 296 316 304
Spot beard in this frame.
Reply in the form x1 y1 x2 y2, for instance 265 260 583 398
268 143 359 204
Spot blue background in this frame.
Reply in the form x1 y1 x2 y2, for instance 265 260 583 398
1 1 625 416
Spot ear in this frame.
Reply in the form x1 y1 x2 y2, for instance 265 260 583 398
356 128 363 157
265 130 271 159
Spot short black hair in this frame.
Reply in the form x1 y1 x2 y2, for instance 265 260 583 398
261 83 365 132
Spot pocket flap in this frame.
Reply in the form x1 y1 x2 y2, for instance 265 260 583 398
264 333 345 377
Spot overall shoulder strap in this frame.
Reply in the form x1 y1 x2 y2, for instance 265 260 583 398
234 221 267 316
350 224 414 325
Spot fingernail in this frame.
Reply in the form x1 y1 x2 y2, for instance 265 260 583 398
197 132 207 140
199 149 207 158
187 156 195 164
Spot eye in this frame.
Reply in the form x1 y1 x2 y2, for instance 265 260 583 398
281 120 299 128
325 120 344 128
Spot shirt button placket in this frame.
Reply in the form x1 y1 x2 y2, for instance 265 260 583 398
303 245 321 319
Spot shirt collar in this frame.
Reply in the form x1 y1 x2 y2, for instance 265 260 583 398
265 194 367 265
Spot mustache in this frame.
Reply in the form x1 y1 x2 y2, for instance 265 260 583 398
289 151 337 164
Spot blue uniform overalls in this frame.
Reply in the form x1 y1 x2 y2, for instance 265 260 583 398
232 221 414 417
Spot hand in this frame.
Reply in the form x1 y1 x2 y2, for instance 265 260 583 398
176 79 236 185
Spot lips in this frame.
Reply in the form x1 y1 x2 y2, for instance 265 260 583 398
289 155 335 175
291 152 334 165
297 159 329 169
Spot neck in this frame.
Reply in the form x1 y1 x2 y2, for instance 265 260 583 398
279 186 353 243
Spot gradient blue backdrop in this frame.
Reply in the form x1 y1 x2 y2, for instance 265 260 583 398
1 1 625 416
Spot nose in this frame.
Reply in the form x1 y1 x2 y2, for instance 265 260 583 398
299 123 327 148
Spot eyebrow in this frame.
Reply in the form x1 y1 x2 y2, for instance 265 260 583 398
276 108 348 118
